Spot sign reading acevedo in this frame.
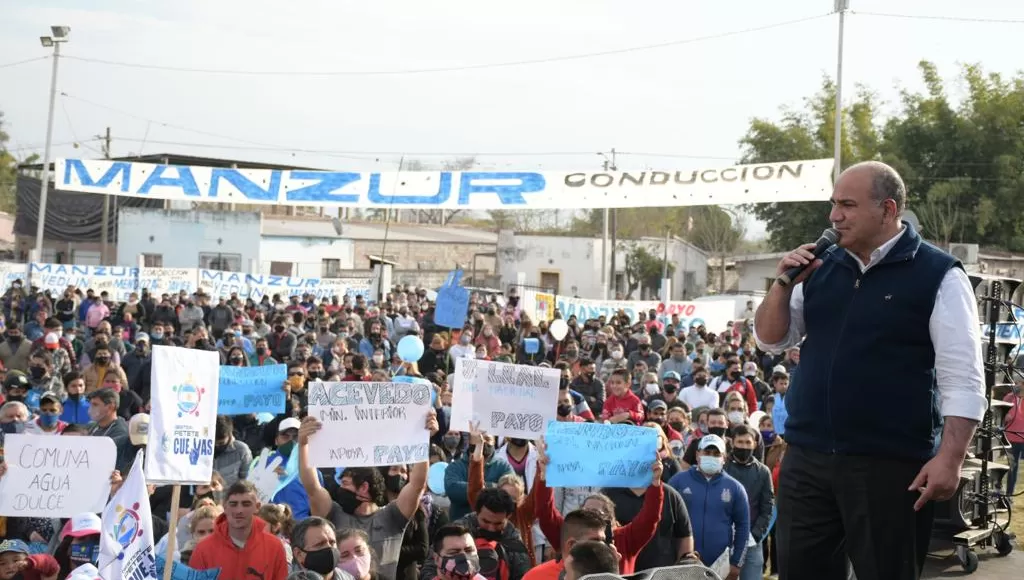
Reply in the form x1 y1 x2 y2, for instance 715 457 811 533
56 158 833 210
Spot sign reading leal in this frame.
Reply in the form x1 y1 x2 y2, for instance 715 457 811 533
56 158 833 210
449 359 560 439
306 381 432 467
0 434 116 518
146 346 221 485
543 421 659 488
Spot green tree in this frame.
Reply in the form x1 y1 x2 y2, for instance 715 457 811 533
739 77 882 251
0 111 37 214
571 208 693 238
689 206 746 293
621 243 674 299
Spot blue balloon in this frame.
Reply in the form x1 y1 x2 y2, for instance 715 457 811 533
428 462 449 495
397 335 425 363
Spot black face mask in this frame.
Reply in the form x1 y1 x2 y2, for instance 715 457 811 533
195 339 209 349
476 528 503 542
694 377 708 386
256 347 267 356
556 404 572 417
663 384 678 394
274 325 286 333
728 371 740 381
708 426 728 438
308 371 323 380
94 357 110 366
230 357 244 366
732 447 754 463
669 421 685 432
334 487 366 514
385 474 407 494
559 377 569 389
303 546 340 575
29 366 46 380
468 443 495 458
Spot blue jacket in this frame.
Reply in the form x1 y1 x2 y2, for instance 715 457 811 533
444 455 512 521
668 466 749 567
60 395 91 425
787 222 953 459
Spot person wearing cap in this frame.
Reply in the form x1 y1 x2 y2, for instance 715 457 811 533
128 413 150 456
646 400 684 444
0 539 60 580
661 342 693 384
24 350 65 412
648 371 687 412
667 435 749 579
259 417 318 520
742 362 771 405
34 392 67 435
1 371 30 407
52 513 102 574
31 318 75 370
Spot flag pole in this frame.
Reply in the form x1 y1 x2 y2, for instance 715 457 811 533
162 485 181 580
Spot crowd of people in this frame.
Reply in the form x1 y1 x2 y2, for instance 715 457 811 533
0 281 804 580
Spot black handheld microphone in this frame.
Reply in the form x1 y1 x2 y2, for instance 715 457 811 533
776 227 841 287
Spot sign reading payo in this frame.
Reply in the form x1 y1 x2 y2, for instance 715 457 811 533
56 158 833 210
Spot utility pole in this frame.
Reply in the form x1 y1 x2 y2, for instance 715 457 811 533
608 148 618 299
100 127 111 264
833 0 849 182
661 226 670 301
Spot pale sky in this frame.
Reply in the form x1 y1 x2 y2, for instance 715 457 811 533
2 0 1023 238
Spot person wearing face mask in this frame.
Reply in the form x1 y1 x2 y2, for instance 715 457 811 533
723 427 774 580
598 342 627 382
448 329 476 361
359 322 392 361
475 325 501 359
661 342 692 382
443 428 513 521
0 322 32 373
569 359 605 416
1 371 31 407
227 346 248 367
255 337 280 366
189 480 290 580
268 317 298 362
711 358 759 414
668 435 749 580
555 390 586 424
289 517 355 580
82 346 128 394
34 392 68 434
679 368 719 412
53 513 103 578
429 525 487 580
681 408 731 469
298 413 438 580
59 371 91 425
86 388 133 473
212 415 254 488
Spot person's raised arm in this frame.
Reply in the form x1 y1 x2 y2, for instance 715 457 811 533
396 410 440 519
297 416 334 518
467 421 486 509
754 246 816 348
533 437 565 549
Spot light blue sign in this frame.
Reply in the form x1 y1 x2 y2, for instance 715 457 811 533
544 421 659 488
434 270 470 329
156 555 220 580
217 364 287 415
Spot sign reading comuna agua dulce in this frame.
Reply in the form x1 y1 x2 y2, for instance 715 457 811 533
56 158 833 210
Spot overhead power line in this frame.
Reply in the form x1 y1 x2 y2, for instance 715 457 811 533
0 56 48 70
852 11 1024 25
60 13 831 77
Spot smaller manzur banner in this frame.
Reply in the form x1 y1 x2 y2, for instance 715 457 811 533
56 158 833 210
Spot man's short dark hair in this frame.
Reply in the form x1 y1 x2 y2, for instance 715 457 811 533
561 509 607 546
706 407 727 420
215 415 233 441
732 424 758 441
567 540 619 578
432 524 472 553
474 487 516 516
290 516 335 550
287 360 305 373
579 357 594 368
610 369 630 383
351 354 367 372
224 479 259 501
87 388 118 407
340 467 385 505
771 372 789 384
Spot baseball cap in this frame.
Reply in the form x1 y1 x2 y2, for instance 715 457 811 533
129 414 150 446
662 370 681 382
40 391 62 405
772 365 788 375
44 333 60 350
697 434 727 454
135 332 150 343
279 417 301 432
0 539 30 555
743 362 758 377
649 400 668 411
67 563 102 580
60 513 101 540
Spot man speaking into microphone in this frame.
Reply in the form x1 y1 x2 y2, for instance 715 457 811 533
754 161 986 580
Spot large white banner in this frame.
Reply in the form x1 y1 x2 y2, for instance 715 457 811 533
30 263 139 301
99 450 157 580
146 346 221 484
0 434 115 518
554 296 734 330
0 262 27 288
306 381 432 467
56 158 833 210
450 359 560 439
137 267 199 296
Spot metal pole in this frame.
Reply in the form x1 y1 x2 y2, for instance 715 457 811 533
101 127 111 264
608 149 618 299
33 42 61 259
833 1 848 182
662 227 670 301
601 156 609 300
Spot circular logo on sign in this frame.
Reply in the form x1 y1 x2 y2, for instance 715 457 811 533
112 503 145 552
173 382 205 418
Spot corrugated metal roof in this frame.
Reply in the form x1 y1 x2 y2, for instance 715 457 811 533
261 218 342 238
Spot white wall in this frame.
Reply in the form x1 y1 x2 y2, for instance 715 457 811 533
736 259 778 293
259 237 356 278
116 208 261 270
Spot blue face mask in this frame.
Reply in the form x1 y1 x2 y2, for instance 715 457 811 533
69 541 100 565
151 331 164 340
39 413 60 428
698 455 723 475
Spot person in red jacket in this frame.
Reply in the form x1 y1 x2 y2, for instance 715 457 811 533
189 480 289 580
600 369 645 425
531 438 663 575
0 539 59 580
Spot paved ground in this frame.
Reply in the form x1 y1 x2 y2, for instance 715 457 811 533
922 542 1021 578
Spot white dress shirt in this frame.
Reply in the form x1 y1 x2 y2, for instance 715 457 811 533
755 226 987 421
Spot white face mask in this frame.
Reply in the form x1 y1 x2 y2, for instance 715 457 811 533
372 355 384 365
727 411 745 425
611 350 624 360
644 383 661 396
